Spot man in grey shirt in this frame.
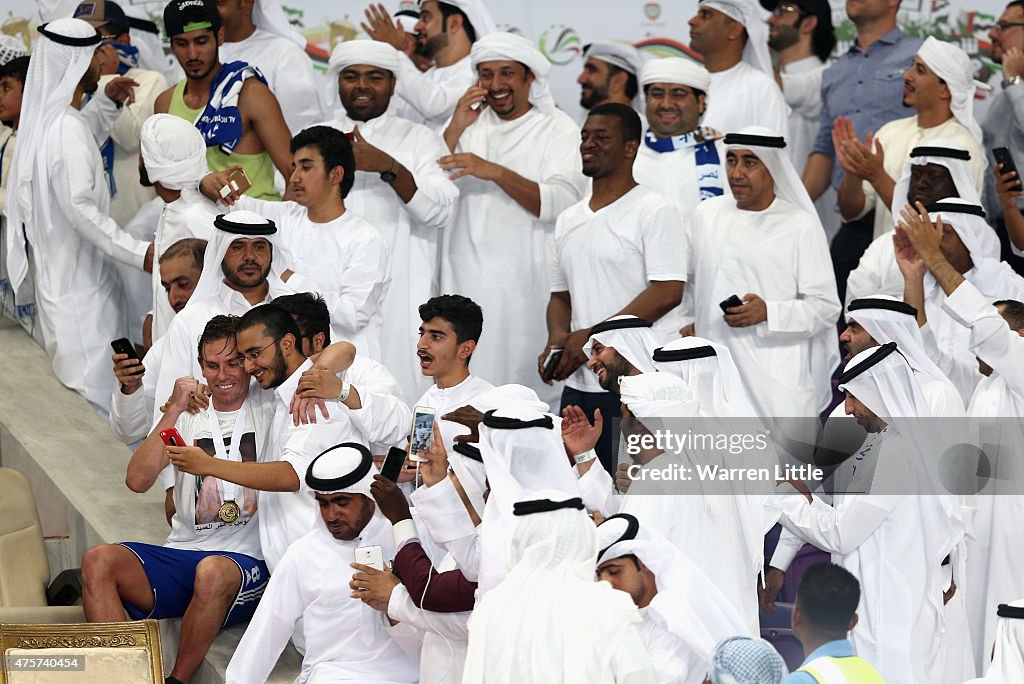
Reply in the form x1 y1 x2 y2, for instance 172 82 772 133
801 0 921 304
983 0 1024 275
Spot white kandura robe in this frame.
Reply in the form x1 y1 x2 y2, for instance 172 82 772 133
149 188 220 341
28 108 151 411
321 110 458 403
633 137 729 328
441 106 586 403
702 62 789 141
942 282 1024 675
234 195 392 362
689 196 841 419
226 517 421 684
777 430 957 684
393 52 476 132
220 29 323 134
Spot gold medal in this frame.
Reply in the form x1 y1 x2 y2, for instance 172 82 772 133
218 500 241 523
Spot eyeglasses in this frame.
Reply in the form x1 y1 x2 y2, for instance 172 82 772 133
996 20 1024 31
646 86 697 100
772 3 804 18
242 338 281 362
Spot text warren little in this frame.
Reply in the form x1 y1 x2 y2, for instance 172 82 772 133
627 463 824 482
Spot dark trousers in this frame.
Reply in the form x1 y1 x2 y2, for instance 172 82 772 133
829 211 876 312
560 386 622 476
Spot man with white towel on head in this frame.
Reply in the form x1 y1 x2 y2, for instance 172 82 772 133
577 41 644 113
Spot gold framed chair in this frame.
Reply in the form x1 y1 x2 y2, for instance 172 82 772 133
0 620 164 684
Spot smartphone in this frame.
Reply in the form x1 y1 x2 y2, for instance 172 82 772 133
409 406 436 463
355 545 385 572
159 427 186 447
219 167 252 199
542 347 564 382
994 147 1023 192
110 337 145 376
719 294 744 313
380 446 408 483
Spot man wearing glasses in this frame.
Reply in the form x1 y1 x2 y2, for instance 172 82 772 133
983 2 1024 268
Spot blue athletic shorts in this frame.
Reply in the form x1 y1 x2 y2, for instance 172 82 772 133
118 542 269 629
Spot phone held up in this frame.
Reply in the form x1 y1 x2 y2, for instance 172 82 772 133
719 294 743 313
408 406 436 463
159 427 186 447
380 446 408 483
110 338 145 376
354 545 385 573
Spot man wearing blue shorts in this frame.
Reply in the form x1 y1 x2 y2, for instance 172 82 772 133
82 314 296 684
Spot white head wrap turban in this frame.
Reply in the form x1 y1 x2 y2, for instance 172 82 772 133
185 209 290 308
305 442 377 497
846 296 954 390
890 139 981 216
618 372 699 419
597 513 749 665
972 601 1024 683
323 40 401 112
432 0 497 39
653 336 758 418
6 18 100 299
725 126 818 218
839 343 932 422
472 383 550 414
583 41 644 77
699 0 773 76
922 199 1012 299
141 114 209 192
252 0 307 48
640 56 712 92
471 32 556 115
583 315 659 375
0 35 29 66
917 37 982 142
710 636 789 684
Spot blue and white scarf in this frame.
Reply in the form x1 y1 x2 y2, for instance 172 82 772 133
195 61 268 155
101 41 140 75
643 126 725 201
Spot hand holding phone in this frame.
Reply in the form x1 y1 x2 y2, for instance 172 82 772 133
994 147 1023 193
542 347 564 382
111 338 145 376
379 446 408 483
719 294 744 313
159 427 186 447
409 406 436 463
354 545 385 572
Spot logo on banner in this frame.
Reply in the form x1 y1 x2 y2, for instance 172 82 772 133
539 26 582 65
644 2 662 21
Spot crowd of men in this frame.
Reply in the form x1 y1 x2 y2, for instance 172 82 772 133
2 0 1024 681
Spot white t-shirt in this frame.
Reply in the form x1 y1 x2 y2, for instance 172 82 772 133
551 185 687 392
165 403 266 558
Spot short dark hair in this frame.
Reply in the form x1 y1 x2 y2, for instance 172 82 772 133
159 237 207 270
1008 1 1024 12
800 12 837 63
439 3 477 43
197 314 238 360
272 292 332 346
419 294 483 344
0 55 29 86
588 102 642 143
795 563 861 634
290 125 356 199
995 299 1024 330
604 62 639 100
236 303 303 352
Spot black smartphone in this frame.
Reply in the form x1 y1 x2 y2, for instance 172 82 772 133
994 147 1023 192
380 446 408 483
719 294 743 313
542 347 564 381
110 337 145 376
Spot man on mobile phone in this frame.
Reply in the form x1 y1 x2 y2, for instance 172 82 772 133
83 315 279 684
226 443 419 683
319 40 458 402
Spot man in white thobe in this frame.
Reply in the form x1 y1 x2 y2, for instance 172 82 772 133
439 32 587 402
576 41 644 113
216 0 322 133
688 127 840 421
207 125 392 361
226 442 420 683
5 17 153 412
320 40 458 402
362 0 497 132
688 0 789 139
773 343 963 683
463 491 657 683
596 513 749 684
898 215 1024 676
140 114 219 341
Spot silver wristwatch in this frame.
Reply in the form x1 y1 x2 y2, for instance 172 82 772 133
1005 74 1024 88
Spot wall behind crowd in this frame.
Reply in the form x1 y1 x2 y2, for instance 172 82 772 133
4 0 1010 122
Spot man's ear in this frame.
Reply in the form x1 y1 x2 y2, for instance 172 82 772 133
727 19 746 42
800 15 818 36
313 331 327 354
457 339 477 360
609 69 629 96
329 164 345 187
625 139 640 160
216 26 226 46
446 11 464 36
280 332 297 354
848 611 859 631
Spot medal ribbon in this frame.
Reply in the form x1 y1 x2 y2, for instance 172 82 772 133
206 401 249 508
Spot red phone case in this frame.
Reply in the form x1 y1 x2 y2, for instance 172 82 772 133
159 428 185 447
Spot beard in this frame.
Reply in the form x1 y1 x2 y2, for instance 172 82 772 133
768 25 801 52
415 32 448 59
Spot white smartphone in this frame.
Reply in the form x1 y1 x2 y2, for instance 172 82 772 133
409 405 436 463
354 545 385 572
